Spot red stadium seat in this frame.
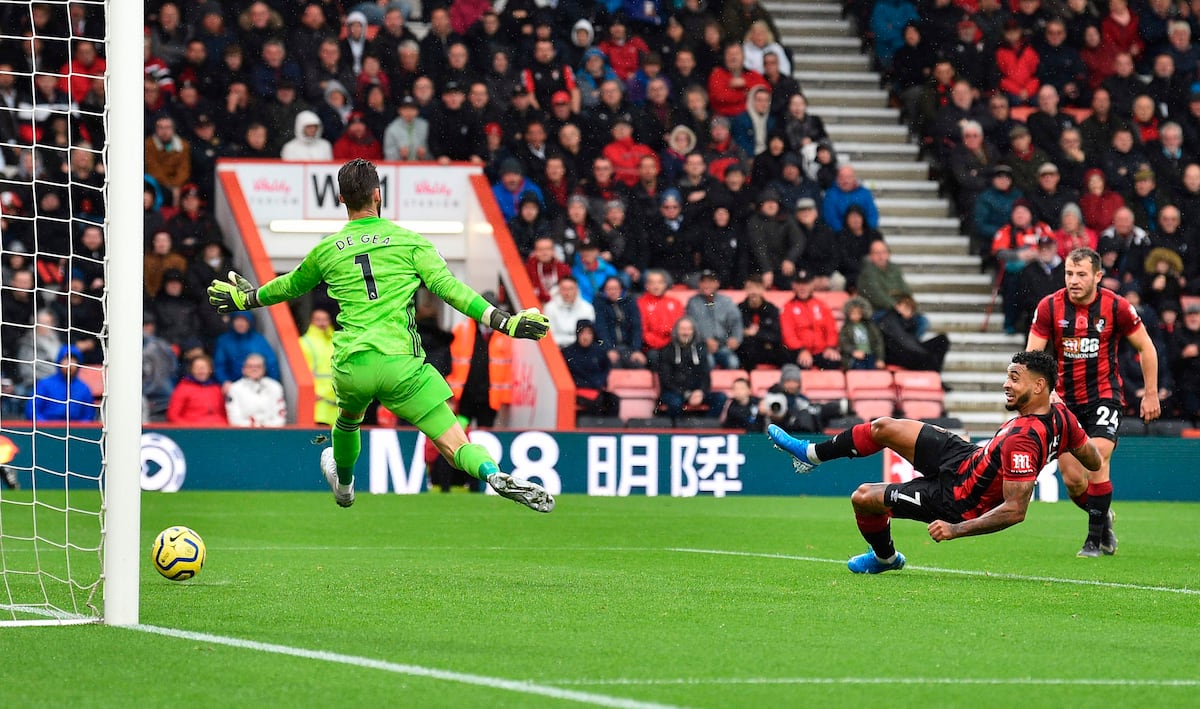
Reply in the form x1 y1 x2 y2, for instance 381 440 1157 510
1010 106 1035 123
846 370 896 420
901 400 945 420
799 369 847 402
750 369 782 397
853 399 896 419
607 369 654 391
608 370 660 421
816 290 849 314
710 369 749 396
894 370 945 419
77 366 104 398
618 398 658 421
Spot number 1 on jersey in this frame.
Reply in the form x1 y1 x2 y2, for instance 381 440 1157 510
354 253 379 300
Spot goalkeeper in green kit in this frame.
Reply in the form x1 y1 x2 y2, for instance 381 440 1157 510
208 159 554 512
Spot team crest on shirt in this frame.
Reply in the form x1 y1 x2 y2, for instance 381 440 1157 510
1095 319 1105 333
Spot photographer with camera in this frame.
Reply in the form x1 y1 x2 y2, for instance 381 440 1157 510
763 364 849 434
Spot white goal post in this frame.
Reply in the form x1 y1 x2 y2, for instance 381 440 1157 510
102 0 144 627
0 0 141 626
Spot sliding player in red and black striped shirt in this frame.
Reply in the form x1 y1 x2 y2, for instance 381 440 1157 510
1027 248 1160 557
768 350 1101 573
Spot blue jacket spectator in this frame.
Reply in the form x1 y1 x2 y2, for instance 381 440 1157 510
572 245 621 303
562 320 612 390
248 39 304 99
592 276 646 367
491 158 545 222
822 165 880 231
26 345 96 422
973 166 1023 252
732 86 777 156
870 0 920 70
213 311 281 385
577 48 619 109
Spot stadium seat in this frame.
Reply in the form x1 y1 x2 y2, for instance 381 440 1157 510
846 369 895 398
608 370 660 422
799 369 847 403
625 416 675 429
710 369 749 396
1117 417 1148 437
607 369 655 393
853 399 896 420
77 366 104 398
894 370 944 419
576 415 625 429
846 370 896 419
816 290 849 313
618 398 658 421
903 400 945 420
1010 106 1035 122
823 415 866 435
750 369 782 397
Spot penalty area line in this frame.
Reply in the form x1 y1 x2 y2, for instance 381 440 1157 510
127 624 685 709
544 677 1200 688
668 548 1200 596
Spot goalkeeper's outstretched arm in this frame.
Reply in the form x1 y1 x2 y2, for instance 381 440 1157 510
417 244 549 341
208 258 323 313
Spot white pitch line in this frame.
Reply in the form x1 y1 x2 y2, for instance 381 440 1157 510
128 624 685 709
544 677 1200 688
668 548 1200 596
178 545 1200 595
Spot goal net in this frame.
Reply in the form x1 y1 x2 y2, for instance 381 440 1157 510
0 0 141 626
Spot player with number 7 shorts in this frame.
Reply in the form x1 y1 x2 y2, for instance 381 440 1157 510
767 351 1101 574
208 158 555 512
1026 247 1160 557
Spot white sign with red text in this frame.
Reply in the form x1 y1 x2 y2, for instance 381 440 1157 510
218 161 479 223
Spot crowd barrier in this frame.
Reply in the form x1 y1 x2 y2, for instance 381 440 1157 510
2 427 1197 501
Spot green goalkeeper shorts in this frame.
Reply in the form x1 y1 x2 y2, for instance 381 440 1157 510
331 350 453 425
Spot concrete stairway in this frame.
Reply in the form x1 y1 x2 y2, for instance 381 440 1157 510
768 0 1016 432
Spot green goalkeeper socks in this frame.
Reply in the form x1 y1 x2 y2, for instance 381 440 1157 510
453 443 498 481
332 414 363 485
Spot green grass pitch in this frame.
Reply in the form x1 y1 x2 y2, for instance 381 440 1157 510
1 491 1198 708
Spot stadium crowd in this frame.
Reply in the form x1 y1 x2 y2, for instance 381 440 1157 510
0 0 1196 429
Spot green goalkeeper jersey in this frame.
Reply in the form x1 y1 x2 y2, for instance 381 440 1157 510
256 216 489 365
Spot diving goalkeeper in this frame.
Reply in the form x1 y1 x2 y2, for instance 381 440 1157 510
208 158 554 512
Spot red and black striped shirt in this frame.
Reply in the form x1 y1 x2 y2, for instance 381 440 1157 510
1030 288 1142 406
953 403 1089 520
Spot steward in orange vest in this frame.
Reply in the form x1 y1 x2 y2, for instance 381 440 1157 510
446 320 513 426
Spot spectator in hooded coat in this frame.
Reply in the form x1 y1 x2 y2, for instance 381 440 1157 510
213 311 281 386
26 344 96 422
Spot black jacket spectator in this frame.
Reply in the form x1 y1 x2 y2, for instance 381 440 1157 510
736 282 786 369
428 102 484 161
878 297 950 372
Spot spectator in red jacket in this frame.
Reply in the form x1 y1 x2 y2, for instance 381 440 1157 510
602 117 658 187
996 19 1040 105
779 270 841 370
598 16 650 82
1101 0 1143 62
1079 168 1126 231
526 236 573 303
332 112 383 160
60 40 106 102
638 268 685 359
167 354 228 424
708 43 769 117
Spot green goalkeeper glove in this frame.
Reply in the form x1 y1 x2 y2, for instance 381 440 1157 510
207 271 260 314
485 306 550 340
